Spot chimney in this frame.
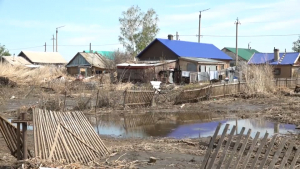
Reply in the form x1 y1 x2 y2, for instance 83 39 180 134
167 34 173 40
274 48 279 61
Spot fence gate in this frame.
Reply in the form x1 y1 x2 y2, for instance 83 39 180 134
201 123 299 169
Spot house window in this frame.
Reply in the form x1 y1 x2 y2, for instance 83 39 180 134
273 68 281 75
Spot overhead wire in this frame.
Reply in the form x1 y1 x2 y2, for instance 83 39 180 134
7 43 121 51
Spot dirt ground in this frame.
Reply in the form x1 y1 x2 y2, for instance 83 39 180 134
2 86 300 168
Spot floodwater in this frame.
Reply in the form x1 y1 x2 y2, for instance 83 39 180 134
87 113 298 139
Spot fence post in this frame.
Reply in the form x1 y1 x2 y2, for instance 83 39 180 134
123 89 127 108
238 81 240 93
223 83 225 98
286 78 288 87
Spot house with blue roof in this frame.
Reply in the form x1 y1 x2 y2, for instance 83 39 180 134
248 48 300 78
136 35 232 73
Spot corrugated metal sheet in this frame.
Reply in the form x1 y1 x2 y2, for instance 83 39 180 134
136 38 232 60
19 51 67 64
279 53 300 65
223 47 260 61
248 52 299 65
180 57 226 64
2 56 32 65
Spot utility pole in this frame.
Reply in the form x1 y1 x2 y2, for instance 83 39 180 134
235 18 241 66
44 42 46 52
56 25 65 52
89 43 92 53
198 8 210 43
176 32 179 40
51 35 55 52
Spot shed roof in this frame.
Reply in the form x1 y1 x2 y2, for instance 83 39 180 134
179 57 226 64
2 56 32 65
117 60 176 68
66 52 110 69
83 50 114 60
248 52 300 65
18 51 67 64
136 38 232 60
223 47 260 61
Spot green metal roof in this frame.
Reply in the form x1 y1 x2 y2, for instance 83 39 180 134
224 47 260 61
83 50 114 60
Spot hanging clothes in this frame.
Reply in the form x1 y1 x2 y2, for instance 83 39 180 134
209 71 219 80
198 72 209 81
181 71 190 77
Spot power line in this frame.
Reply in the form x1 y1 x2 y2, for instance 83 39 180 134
7 43 121 51
8 46 44 51
177 34 300 37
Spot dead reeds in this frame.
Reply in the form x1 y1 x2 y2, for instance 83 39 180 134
239 62 276 94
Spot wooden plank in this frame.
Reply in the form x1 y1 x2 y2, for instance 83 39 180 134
216 125 237 169
258 134 278 169
279 142 294 169
289 148 300 169
48 124 61 160
207 124 230 169
200 123 222 169
224 127 246 169
250 132 269 169
240 131 260 169
60 123 101 155
267 139 288 169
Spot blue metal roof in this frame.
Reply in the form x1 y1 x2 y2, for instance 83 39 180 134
137 38 232 60
248 52 299 65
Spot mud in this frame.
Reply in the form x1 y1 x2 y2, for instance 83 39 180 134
2 87 300 168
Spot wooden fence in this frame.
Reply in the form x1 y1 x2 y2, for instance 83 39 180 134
274 78 300 88
175 82 246 104
0 115 32 159
123 90 155 107
201 123 299 169
33 109 109 164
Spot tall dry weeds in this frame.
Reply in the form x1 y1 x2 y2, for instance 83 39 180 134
0 64 70 86
239 62 276 94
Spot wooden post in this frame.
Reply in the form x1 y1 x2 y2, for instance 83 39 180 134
16 123 21 160
63 90 67 112
238 81 240 93
22 122 27 160
123 89 127 108
223 83 225 98
95 89 99 116
286 78 288 87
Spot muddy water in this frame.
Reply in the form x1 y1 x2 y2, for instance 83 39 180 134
87 113 298 139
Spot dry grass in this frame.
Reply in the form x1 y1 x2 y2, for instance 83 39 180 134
240 62 276 94
0 64 72 86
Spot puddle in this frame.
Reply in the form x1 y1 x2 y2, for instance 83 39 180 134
87 114 298 139
6 113 298 139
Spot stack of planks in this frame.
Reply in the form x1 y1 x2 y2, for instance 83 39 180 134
33 109 109 164
0 115 32 158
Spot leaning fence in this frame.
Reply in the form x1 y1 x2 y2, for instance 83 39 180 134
175 82 246 104
201 123 299 169
123 89 155 107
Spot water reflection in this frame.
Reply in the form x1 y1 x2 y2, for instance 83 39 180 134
87 113 297 138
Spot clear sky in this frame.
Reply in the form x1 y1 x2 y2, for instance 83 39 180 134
0 0 299 61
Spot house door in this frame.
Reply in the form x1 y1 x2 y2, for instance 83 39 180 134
187 63 197 72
